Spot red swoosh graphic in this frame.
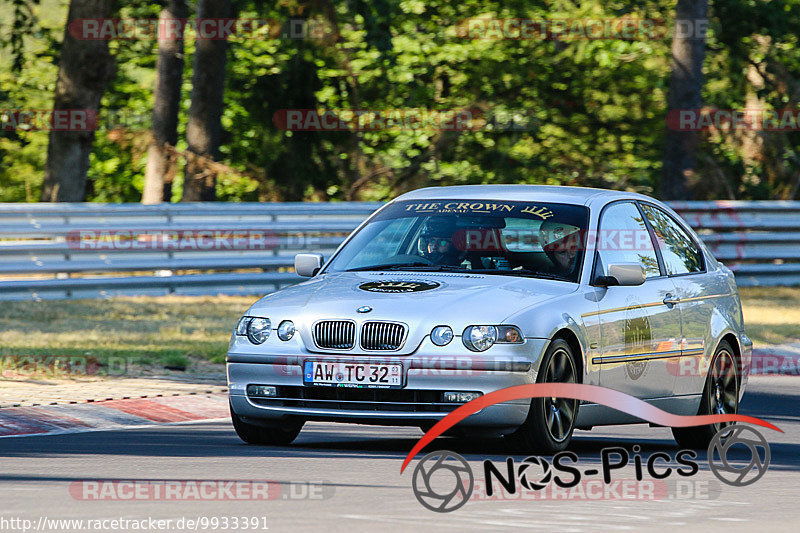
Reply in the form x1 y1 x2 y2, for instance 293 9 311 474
400 383 781 473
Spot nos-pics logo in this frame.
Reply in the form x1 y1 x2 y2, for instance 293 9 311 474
411 424 770 513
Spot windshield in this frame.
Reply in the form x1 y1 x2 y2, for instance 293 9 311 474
324 199 590 282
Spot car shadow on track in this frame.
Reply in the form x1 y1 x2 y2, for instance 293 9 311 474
0 387 796 471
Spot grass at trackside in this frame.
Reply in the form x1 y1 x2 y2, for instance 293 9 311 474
739 287 800 346
0 288 797 375
0 295 259 374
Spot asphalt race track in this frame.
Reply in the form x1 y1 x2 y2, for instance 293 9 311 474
1 376 798 532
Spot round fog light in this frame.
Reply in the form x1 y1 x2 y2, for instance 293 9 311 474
431 326 454 346
277 320 295 341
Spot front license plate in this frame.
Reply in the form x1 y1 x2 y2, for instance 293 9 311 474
303 361 402 388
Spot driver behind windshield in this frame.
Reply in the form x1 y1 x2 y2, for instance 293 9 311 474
416 219 464 266
539 221 582 278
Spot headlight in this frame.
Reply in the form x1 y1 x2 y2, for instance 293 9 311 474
462 325 524 351
463 325 497 352
235 316 251 335
277 320 295 341
430 325 454 346
247 317 271 344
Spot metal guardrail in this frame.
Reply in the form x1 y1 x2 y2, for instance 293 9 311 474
0 200 795 300
668 201 800 286
0 202 381 300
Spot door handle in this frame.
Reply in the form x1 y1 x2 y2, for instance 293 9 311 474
663 293 680 306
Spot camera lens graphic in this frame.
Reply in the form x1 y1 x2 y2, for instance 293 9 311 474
708 424 770 487
517 456 552 490
412 450 474 513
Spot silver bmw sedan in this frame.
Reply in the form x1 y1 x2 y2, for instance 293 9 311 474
227 185 751 452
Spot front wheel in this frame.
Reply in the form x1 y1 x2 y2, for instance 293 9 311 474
230 404 303 445
508 338 579 454
672 341 739 449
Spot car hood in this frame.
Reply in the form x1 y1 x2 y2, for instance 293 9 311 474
248 271 577 355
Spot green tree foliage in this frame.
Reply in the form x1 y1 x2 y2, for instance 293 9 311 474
3 0 800 202
0 0 57 201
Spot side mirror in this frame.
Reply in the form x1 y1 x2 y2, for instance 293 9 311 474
596 263 646 287
295 253 324 277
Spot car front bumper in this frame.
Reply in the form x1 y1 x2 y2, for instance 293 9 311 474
227 343 546 431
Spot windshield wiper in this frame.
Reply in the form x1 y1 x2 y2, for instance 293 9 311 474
397 265 471 272
346 262 434 272
347 263 571 280
346 263 474 273
470 268 572 281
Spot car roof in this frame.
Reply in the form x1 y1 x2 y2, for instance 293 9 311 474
393 185 656 206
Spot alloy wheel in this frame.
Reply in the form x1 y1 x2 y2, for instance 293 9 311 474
709 348 739 435
542 347 578 443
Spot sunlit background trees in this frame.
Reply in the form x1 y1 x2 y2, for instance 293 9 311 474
2 0 800 203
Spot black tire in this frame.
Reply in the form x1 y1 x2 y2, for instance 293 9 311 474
230 404 303 445
672 340 739 449
508 338 579 454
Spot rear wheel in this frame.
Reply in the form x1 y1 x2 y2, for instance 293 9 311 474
230 404 303 445
672 341 739 449
508 338 579 454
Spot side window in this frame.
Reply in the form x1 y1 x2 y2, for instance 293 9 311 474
597 202 661 279
640 204 704 275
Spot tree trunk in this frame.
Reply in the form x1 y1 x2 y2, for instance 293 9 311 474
181 0 231 202
142 0 187 204
661 0 708 200
40 0 116 202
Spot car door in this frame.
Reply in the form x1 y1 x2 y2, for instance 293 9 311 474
639 203 713 396
593 201 682 399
